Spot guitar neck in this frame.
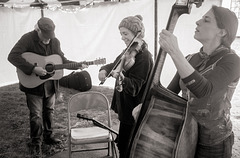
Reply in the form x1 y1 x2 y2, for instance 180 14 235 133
54 61 94 70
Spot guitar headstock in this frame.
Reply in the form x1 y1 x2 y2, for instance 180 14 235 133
93 58 106 66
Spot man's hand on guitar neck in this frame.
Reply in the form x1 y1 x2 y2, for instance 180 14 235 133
79 63 89 70
33 66 47 76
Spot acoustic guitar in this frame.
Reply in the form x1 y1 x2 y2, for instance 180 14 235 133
127 0 203 158
17 52 106 88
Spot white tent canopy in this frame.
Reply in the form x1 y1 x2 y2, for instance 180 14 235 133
0 0 222 88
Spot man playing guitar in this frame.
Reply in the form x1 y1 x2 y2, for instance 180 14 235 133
8 17 87 158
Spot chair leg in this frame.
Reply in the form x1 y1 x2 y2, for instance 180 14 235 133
111 141 114 158
68 139 72 158
111 141 118 158
107 142 110 156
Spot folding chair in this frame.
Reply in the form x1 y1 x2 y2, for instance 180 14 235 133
67 91 118 158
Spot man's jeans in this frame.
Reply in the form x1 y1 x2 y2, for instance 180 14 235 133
26 93 55 145
195 132 234 158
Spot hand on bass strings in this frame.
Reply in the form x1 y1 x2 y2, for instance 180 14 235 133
159 29 181 57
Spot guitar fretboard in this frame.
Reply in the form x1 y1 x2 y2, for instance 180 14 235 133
54 61 94 70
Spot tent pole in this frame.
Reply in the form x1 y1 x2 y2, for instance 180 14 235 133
154 0 158 60
30 0 45 17
41 7 44 17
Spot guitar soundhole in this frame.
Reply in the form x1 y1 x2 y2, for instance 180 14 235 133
45 64 54 73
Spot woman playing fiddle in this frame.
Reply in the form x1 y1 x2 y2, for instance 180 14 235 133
159 6 239 158
98 15 153 158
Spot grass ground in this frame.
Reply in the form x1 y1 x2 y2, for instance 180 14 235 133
0 84 118 158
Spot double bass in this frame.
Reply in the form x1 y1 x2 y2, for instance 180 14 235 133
128 0 203 158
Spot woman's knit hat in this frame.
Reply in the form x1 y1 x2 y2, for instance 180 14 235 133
119 15 145 38
212 5 238 47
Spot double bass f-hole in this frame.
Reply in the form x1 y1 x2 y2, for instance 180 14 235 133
99 31 142 86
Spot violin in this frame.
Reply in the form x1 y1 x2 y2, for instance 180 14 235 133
115 42 141 92
99 31 142 86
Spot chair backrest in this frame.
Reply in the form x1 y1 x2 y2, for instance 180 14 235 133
67 91 112 128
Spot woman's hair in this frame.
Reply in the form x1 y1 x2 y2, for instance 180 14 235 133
211 5 238 47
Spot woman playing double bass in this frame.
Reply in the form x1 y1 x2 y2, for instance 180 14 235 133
98 15 153 158
159 6 239 158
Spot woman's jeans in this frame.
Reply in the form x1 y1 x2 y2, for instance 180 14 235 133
26 93 55 145
195 132 234 158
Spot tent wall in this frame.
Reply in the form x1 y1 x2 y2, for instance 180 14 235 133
0 0 221 88
222 0 240 36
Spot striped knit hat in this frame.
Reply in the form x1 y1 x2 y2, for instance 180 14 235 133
119 15 145 38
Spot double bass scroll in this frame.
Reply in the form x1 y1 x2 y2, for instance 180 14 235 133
128 0 203 158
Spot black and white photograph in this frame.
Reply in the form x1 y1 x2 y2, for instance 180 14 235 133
0 0 239 158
